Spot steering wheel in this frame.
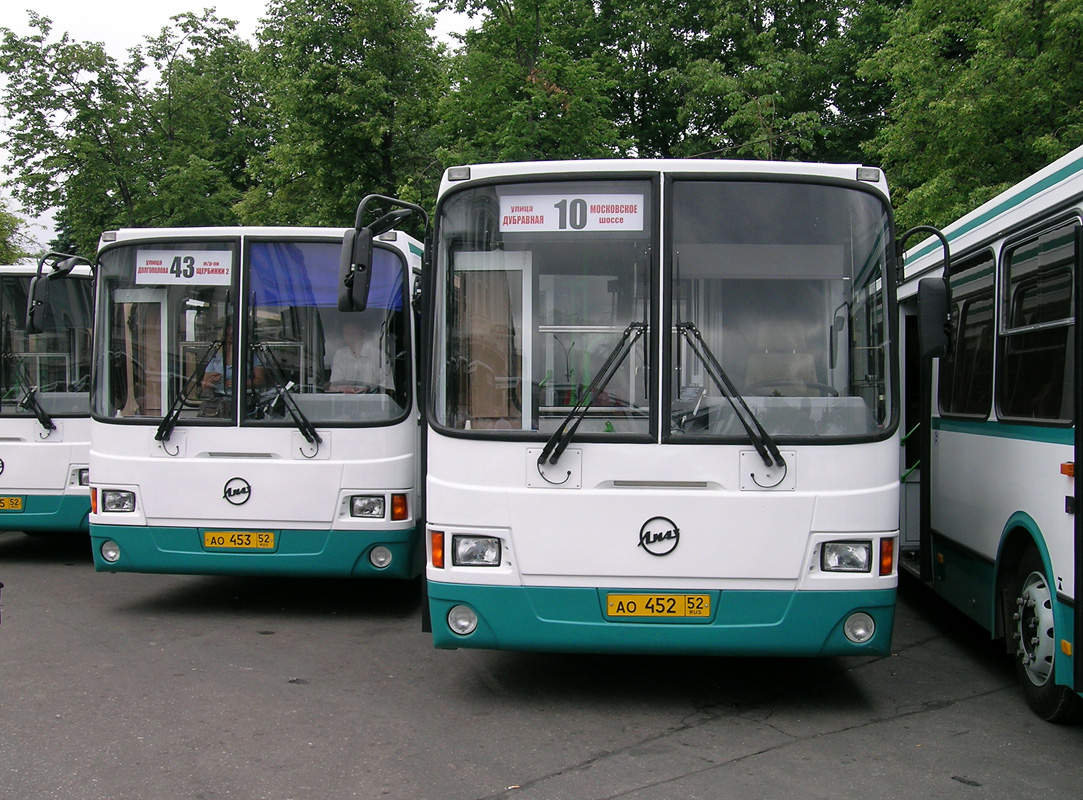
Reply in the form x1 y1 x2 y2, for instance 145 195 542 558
744 380 839 397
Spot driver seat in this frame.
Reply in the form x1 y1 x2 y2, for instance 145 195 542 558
744 324 819 396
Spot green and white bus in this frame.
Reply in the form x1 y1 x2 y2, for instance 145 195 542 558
1 256 94 534
356 159 907 656
899 145 1083 721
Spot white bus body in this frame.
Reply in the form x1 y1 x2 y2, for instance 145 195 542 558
421 160 901 655
88 227 423 578
900 145 1083 720
0 263 93 534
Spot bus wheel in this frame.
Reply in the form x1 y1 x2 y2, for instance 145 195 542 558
1010 548 1082 722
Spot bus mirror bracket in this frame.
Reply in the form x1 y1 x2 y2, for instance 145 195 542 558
26 252 92 334
898 225 952 360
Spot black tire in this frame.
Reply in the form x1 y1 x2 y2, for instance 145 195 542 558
1009 547 1083 723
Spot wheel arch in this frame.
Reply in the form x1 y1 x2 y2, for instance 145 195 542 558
994 512 1053 644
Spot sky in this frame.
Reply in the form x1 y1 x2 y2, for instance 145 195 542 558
0 2 471 252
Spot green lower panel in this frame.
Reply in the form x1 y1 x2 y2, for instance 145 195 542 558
0 494 90 534
428 581 896 656
929 533 997 631
90 523 422 578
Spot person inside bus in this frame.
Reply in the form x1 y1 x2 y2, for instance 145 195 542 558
328 319 391 393
201 327 266 396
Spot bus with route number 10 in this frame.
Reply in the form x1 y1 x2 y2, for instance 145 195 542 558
342 159 919 655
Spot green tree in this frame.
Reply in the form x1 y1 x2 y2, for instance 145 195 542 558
0 11 263 255
436 0 621 164
865 0 1083 230
675 1 895 162
237 0 449 226
0 200 31 264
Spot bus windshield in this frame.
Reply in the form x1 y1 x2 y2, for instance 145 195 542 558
434 179 653 435
670 180 893 439
1 273 93 418
434 176 893 441
93 238 411 426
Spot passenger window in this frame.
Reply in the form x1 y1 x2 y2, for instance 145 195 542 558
938 253 994 418
997 223 1076 422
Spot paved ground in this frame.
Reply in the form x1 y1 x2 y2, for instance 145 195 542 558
1 529 1080 800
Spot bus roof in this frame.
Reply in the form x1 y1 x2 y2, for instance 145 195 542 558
902 143 1083 281
99 226 350 248
439 159 890 200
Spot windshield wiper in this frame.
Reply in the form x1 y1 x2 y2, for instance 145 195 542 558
676 322 784 469
254 342 322 447
1 348 57 432
155 339 224 443
538 321 647 467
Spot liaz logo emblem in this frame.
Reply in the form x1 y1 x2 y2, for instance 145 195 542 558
639 516 680 556
223 477 251 506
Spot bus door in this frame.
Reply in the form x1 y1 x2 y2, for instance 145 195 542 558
111 288 168 418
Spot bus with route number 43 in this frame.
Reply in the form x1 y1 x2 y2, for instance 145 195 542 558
341 159 940 656
28 209 426 579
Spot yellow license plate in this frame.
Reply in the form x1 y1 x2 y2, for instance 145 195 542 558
203 531 275 550
606 593 711 618
0 496 24 511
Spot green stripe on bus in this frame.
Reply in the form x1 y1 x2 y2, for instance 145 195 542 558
932 416 1074 445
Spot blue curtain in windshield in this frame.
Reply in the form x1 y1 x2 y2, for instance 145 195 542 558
249 241 404 310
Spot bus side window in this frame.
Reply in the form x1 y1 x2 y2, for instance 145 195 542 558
997 224 1076 422
939 252 995 418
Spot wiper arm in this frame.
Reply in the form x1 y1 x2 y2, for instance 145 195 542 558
538 321 646 467
156 339 224 442
3 352 57 432
676 322 784 469
254 342 322 446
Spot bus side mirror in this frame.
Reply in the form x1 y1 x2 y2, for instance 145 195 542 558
339 228 374 312
26 253 93 334
25 274 51 334
917 277 951 359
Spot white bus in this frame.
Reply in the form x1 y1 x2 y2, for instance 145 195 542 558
73 221 424 577
900 145 1083 721
386 159 903 655
1 256 93 534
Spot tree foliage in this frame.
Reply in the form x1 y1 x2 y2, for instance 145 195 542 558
435 0 621 163
236 0 449 226
0 200 31 264
0 11 263 256
865 0 1083 230
2 1 1083 247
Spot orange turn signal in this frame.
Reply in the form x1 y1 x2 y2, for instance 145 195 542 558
430 530 445 569
391 493 408 521
880 538 895 577
90 487 98 515
1061 462 1075 478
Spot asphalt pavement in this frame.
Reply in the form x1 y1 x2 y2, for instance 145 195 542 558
1 530 1081 800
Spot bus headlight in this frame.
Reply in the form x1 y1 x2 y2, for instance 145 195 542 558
452 535 501 566
821 541 872 573
350 495 385 518
101 490 136 512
